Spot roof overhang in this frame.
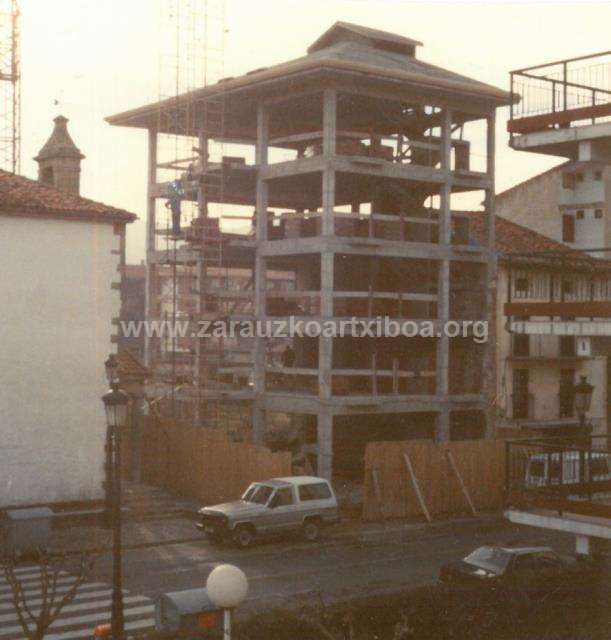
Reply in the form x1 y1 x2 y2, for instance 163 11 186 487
107 58 511 134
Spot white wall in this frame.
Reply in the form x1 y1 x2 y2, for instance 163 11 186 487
0 215 120 506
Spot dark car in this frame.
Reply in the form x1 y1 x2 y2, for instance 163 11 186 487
439 545 572 596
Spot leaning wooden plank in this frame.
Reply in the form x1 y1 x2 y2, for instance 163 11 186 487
371 466 385 521
403 452 432 523
445 449 477 516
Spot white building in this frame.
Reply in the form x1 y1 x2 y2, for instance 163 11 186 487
0 116 136 507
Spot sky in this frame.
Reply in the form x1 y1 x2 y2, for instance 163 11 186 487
17 0 611 263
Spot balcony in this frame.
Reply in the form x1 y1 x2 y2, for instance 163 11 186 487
508 51 611 156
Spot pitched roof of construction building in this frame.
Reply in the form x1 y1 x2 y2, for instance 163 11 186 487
107 21 511 132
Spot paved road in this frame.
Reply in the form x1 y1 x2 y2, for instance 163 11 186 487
2 519 572 638
91 517 574 622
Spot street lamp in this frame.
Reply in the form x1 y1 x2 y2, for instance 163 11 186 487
206 564 249 640
574 375 594 430
102 354 129 640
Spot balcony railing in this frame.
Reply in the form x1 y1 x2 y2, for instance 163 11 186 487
509 51 611 134
505 438 611 515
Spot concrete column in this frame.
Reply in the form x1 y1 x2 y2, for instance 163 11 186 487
254 103 269 409
322 89 337 236
435 109 452 442
194 255 205 426
197 133 209 218
144 128 158 369
483 111 497 438
317 411 333 480
319 251 334 401
252 405 266 445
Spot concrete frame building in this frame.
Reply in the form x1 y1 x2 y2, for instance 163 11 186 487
108 22 510 478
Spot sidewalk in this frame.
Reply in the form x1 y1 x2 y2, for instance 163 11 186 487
49 509 505 556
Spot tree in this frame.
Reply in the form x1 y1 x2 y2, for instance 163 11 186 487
2 550 96 640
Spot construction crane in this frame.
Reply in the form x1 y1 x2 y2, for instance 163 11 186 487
0 0 20 173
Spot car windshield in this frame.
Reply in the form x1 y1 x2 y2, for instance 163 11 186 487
241 483 274 505
464 546 512 575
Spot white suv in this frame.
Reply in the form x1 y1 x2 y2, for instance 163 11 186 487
197 476 339 548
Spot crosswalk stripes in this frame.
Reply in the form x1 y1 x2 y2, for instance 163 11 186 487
0 566 155 640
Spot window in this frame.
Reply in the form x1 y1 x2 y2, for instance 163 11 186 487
513 334 530 357
576 172 584 183
576 210 584 220
595 209 603 219
515 277 529 296
562 279 574 296
299 482 332 501
562 215 575 242
242 484 274 505
512 369 530 419
529 459 545 479
273 487 294 506
594 171 603 181
590 457 610 478
562 173 575 189
559 368 575 417
41 166 54 186
549 459 562 483
560 336 575 356
512 554 540 573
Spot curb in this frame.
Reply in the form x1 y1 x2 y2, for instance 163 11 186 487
328 512 504 544
54 512 505 557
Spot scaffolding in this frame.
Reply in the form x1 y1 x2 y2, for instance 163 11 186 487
150 0 232 426
0 0 20 173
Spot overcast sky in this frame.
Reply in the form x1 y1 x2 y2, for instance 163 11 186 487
18 0 611 263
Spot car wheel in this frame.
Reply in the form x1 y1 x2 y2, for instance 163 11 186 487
302 518 321 542
233 525 254 549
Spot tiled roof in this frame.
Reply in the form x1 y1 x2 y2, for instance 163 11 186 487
0 169 137 223
468 212 569 254
467 212 611 267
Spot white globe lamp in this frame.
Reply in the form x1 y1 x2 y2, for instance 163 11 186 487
206 564 249 640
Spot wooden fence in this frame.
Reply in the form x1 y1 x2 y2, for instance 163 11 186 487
362 439 505 521
138 420 292 506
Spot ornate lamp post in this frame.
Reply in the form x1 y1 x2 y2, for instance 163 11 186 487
102 354 129 640
206 564 249 640
574 375 594 435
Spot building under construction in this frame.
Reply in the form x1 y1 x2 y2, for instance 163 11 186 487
108 21 510 478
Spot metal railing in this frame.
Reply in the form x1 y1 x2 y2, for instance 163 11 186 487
505 437 611 512
510 51 611 123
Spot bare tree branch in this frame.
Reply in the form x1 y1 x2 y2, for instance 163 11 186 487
2 550 96 640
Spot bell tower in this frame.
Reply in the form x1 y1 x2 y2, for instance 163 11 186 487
34 115 85 195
